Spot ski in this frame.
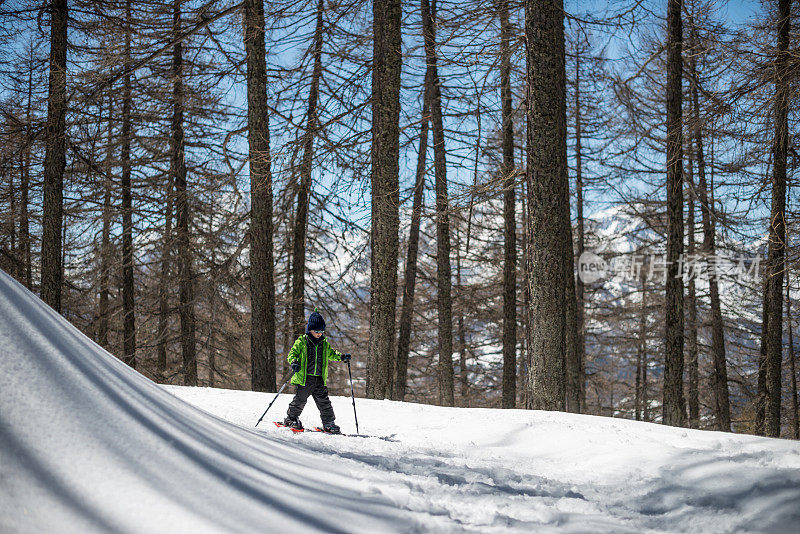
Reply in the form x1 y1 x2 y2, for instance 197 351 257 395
311 427 342 435
273 421 397 441
273 421 304 433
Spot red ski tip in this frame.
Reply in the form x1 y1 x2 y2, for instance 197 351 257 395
274 421 304 432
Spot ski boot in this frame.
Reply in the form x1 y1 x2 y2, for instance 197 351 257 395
321 421 341 434
283 416 303 430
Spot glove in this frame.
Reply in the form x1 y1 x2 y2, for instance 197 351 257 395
290 360 301 373
341 353 351 363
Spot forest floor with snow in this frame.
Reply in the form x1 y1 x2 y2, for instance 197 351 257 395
2 267 799 533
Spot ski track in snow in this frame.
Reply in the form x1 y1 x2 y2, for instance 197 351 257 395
169 386 800 534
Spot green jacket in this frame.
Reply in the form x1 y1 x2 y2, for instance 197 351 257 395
287 334 344 386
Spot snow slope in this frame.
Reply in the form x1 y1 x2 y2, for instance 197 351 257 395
0 270 418 533
2 267 800 533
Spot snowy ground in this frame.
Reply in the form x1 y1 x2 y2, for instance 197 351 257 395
2 268 800 533
170 386 800 533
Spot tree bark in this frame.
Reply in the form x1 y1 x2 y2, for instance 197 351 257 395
636 265 648 421
99 90 113 350
367 0 402 399
663 0 686 427
499 0 517 409
157 150 174 379
420 0 454 407
574 43 587 414
291 0 325 337
10 169 17 278
758 0 790 438
525 0 571 411
787 245 799 439
245 0 276 392
685 144 699 429
394 88 429 402
21 61 33 288
689 29 731 430
172 0 197 386
41 0 68 313
121 0 136 369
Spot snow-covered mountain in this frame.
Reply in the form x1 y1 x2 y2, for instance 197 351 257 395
2 268 799 533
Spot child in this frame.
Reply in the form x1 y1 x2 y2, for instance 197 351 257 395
284 309 351 433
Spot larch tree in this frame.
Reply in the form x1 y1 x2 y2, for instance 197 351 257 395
245 0 276 392
758 0 790 438
498 0 517 409
291 0 326 338
524 0 573 411
421 0 454 407
41 0 68 313
663 0 686 427
687 16 731 430
172 0 197 386
120 0 136 370
367 0 402 400
394 83 429 402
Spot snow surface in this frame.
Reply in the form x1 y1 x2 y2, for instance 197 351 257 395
2 268 800 533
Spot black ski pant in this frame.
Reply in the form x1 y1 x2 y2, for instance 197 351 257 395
287 375 335 424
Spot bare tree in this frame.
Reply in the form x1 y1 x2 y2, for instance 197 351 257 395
525 0 572 411
685 145 699 428
663 0 686 427
421 0 454 407
367 0 402 400
394 86 429 402
291 0 325 338
172 0 197 386
121 0 136 369
245 0 276 392
498 0 517 409
41 0 68 313
99 89 114 350
758 0 790 438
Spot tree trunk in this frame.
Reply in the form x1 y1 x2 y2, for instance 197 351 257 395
291 0 325 337
787 245 799 439
420 0 454 407
521 177 531 409
41 0 68 313
393 88 429 402
367 0 402 399
172 0 197 386
663 0 686 427
758 0 790 438
99 91 113 350
21 62 33 288
525 0 571 411
245 0 276 392
499 0 517 409
459 130 481 406
689 31 731 431
121 0 136 369
10 169 17 278
574 43 587 414
636 265 648 421
685 145 699 429
157 154 174 379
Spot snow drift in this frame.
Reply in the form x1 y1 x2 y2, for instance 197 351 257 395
0 270 416 533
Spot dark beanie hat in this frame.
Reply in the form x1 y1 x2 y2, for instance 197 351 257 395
306 309 325 334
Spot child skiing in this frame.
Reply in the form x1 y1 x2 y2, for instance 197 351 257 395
284 309 351 433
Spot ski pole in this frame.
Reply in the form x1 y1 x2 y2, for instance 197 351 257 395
255 367 296 427
347 360 359 435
